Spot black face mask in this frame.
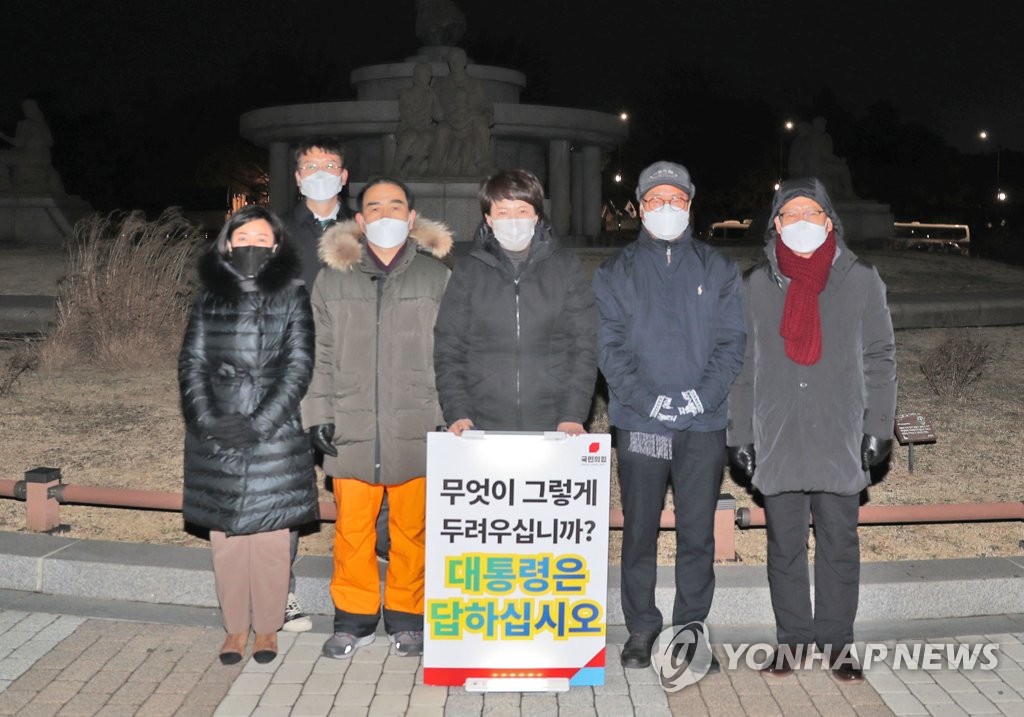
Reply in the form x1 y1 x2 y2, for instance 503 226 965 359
229 245 274 278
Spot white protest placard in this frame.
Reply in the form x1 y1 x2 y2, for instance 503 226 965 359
423 431 611 688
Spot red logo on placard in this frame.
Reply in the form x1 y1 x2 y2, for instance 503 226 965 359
588 442 600 453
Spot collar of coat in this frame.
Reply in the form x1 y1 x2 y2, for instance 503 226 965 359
470 218 559 270
318 217 453 272
761 233 857 289
198 239 302 301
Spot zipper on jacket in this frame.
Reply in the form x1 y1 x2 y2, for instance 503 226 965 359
373 275 384 484
666 243 671 266
514 277 522 427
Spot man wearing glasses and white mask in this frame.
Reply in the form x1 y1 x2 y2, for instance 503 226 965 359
285 138 351 291
727 177 896 682
593 161 746 671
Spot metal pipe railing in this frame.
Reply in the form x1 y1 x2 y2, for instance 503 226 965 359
735 502 1024 528
4 474 1022 564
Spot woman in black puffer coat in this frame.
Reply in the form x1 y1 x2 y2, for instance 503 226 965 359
178 204 317 666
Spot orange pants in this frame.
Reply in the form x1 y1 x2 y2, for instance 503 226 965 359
330 477 425 633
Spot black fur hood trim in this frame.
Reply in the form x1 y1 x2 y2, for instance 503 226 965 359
197 239 302 300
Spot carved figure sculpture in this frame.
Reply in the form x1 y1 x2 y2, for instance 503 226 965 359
0 99 64 194
415 0 466 46
430 48 493 176
394 63 441 177
789 116 856 200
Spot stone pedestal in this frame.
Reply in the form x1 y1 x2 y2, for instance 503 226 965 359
0 194 92 245
835 200 894 249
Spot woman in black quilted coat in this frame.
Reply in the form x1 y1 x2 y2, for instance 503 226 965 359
178 205 317 665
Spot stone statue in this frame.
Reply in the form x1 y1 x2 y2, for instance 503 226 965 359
394 63 441 177
416 0 466 46
430 48 494 176
0 99 64 194
789 116 856 200
787 121 812 180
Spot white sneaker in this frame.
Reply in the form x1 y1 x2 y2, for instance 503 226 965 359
281 592 313 632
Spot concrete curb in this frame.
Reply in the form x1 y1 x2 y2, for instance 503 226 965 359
2 531 1021 626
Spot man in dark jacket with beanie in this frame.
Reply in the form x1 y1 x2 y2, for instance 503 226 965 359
727 177 897 682
593 161 746 670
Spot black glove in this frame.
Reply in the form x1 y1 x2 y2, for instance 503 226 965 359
208 414 260 448
309 423 338 457
861 434 892 470
728 444 756 478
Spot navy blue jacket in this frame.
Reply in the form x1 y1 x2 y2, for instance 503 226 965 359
593 227 746 434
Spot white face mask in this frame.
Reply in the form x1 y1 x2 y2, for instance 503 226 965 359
491 218 536 252
780 220 829 253
299 171 343 202
642 205 689 240
364 217 410 249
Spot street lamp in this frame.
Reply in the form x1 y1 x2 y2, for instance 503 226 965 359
979 130 1003 201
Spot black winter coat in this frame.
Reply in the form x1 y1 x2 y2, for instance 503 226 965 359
283 200 351 291
179 241 318 535
433 221 597 430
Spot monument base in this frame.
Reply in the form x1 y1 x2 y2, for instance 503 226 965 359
834 200 894 249
0 194 93 245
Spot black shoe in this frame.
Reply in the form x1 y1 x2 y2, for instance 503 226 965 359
827 651 865 682
670 635 720 674
707 652 721 674
760 649 795 678
621 630 659 669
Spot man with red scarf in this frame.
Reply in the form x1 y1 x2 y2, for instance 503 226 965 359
727 177 897 682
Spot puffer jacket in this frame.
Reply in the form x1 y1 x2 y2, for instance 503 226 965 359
433 220 597 430
727 229 897 496
593 227 746 434
179 240 318 535
301 217 452 484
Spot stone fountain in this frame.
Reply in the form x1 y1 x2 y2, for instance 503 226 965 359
240 2 627 243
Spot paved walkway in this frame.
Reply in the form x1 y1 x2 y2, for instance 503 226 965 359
2 596 1023 716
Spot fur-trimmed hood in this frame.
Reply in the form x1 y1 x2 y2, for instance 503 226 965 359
198 239 302 301
318 217 453 271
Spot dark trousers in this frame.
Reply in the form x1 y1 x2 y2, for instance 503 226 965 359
616 428 724 633
764 491 860 652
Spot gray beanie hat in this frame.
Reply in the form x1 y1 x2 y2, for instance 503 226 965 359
636 161 696 201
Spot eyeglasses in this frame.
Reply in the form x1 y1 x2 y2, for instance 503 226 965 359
297 161 344 176
642 195 689 211
778 209 826 223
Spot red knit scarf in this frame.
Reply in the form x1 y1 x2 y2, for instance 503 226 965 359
775 231 836 365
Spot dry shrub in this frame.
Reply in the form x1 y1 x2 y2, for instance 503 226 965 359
0 339 40 397
40 208 201 369
919 330 991 400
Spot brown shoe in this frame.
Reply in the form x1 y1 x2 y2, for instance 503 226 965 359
253 632 278 664
219 632 248 665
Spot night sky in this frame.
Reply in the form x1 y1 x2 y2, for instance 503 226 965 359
2 0 1021 212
